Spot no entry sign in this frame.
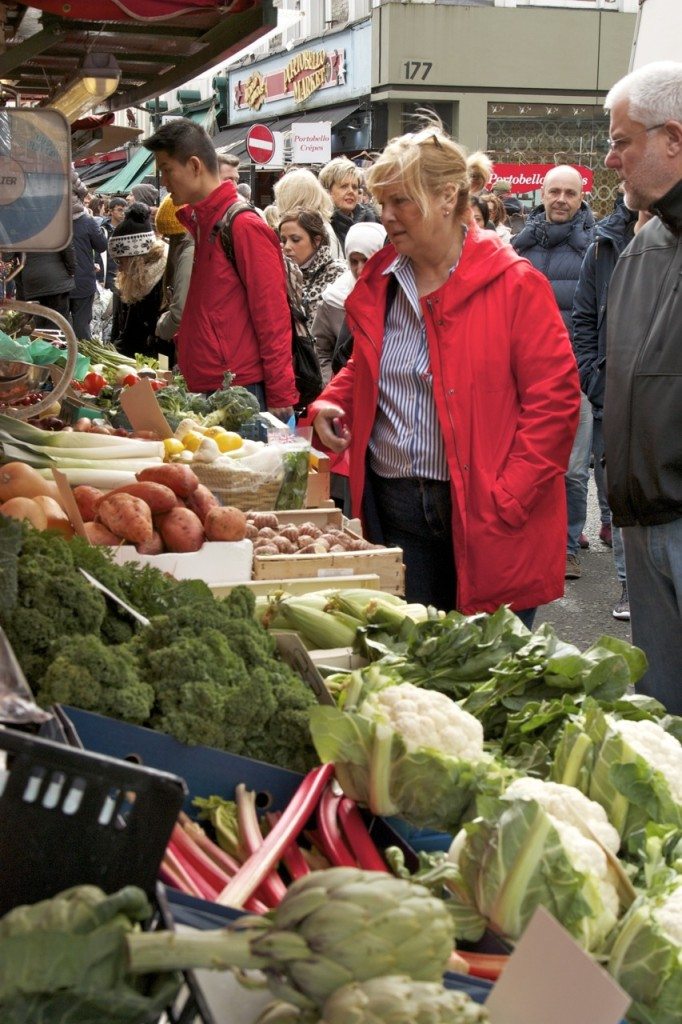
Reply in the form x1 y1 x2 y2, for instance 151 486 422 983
246 123 275 165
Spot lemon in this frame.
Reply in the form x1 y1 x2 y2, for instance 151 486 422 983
163 437 185 458
203 425 228 439
215 431 244 453
182 430 205 452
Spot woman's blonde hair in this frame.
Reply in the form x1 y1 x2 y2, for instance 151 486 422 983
468 151 493 192
274 167 333 221
262 204 280 230
116 240 166 305
365 116 480 221
318 157 362 192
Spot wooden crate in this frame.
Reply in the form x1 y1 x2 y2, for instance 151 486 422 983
209 573 382 599
249 507 405 595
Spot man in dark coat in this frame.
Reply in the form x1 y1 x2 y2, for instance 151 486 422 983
70 201 107 339
572 194 637 621
601 60 682 713
513 166 595 580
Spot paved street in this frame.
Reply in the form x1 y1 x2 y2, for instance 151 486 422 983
535 476 632 650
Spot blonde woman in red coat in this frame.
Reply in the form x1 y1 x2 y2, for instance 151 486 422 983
307 121 580 622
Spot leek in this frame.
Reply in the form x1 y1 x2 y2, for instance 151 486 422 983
0 416 163 453
36 467 138 487
9 441 164 460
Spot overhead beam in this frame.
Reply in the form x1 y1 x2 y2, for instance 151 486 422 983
0 23 63 76
115 2 276 110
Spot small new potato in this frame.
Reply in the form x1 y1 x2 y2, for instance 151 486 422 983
158 506 204 552
204 505 247 543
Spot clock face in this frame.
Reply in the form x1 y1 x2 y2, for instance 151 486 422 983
0 109 72 251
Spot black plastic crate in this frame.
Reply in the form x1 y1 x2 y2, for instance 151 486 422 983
0 726 187 915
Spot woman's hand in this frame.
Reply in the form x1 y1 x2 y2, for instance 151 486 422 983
313 404 351 453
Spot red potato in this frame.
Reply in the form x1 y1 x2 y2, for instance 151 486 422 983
136 464 199 498
186 483 219 525
72 485 105 523
103 481 177 515
136 530 164 555
157 506 204 553
83 521 120 546
204 506 247 542
97 493 153 545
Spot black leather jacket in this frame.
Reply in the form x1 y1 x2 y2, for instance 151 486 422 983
603 179 682 527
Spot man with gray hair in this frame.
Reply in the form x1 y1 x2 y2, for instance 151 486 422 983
602 61 682 713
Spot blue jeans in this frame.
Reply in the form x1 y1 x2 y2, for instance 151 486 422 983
623 519 682 714
592 417 611 526
612 523 626 584
566 393 592 555
364 471 457 610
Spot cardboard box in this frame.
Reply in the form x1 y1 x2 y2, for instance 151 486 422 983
112 538 253 585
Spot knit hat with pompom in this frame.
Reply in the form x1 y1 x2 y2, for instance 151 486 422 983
109 202 156 258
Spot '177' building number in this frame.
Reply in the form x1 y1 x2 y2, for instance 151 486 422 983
403 61 433 81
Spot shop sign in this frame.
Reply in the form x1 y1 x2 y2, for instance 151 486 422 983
291 122 331 164
489 162 594 194
233 48 346 112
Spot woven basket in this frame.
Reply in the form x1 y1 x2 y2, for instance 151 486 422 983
192 461 283 511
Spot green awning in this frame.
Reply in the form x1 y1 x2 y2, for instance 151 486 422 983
98 100 215 195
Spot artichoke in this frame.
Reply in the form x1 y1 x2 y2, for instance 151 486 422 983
255 976 490 1024
128 868 455 1011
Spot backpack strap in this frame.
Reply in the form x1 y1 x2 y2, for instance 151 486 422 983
212 199 256 268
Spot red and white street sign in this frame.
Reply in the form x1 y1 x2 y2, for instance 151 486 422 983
246 123 275 165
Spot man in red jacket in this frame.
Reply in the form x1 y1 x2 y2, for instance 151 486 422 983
143 119 297 419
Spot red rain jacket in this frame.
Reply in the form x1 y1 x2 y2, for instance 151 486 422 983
308 228 580 613
177 181 297 407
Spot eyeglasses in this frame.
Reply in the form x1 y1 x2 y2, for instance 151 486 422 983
603 123 666 153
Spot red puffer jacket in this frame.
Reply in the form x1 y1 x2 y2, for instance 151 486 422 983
308 228 580 613
176 181 297 407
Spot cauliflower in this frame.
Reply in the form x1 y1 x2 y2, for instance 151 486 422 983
446 776 623 952
363 682 486 763
503 777 620 853
652 882 682 946
611 718 682 803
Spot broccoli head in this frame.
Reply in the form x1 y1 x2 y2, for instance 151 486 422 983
138 628 277 753
2 567 107 684
249 665 319 774
35 634 154 725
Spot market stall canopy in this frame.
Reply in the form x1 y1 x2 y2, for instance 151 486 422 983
0 0 276 112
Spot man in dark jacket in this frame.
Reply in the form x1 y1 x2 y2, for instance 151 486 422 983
572 194 637 621
70 201 107 339
16 246 75 327
602 61 682 714
513 166 595 580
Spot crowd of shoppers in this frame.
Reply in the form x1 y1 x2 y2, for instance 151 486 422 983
13 60 680 718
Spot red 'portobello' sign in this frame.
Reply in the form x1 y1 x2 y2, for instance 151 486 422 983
489 163 594 194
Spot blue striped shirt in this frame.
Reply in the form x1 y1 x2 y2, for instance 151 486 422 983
368 254 450 480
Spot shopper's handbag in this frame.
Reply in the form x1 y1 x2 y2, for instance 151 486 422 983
216 200 324 411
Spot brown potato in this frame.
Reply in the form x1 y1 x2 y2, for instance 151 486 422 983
136 530 164 555
103 481 177 515
254 543 279 555
186 483 219 525
245 522 258 540
251 511 279 530
83 521 120 546
157 506 204 552
204 506 247 543
97 493 153 545
136 464 199 498
72 485 105 523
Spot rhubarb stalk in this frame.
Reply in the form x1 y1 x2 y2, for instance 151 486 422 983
216 763 335 908
337 798 388 872
316 785 357 867
236 783 288 906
